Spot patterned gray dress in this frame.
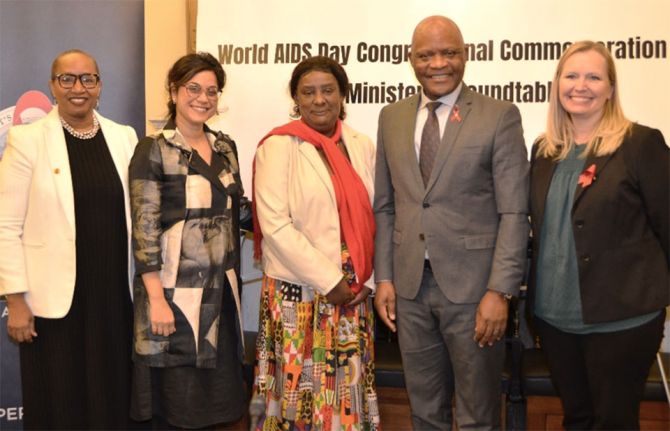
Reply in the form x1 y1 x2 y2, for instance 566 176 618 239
128 121 246 428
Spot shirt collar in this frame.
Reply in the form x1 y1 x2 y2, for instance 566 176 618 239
160 120 218 153
419 82 463 110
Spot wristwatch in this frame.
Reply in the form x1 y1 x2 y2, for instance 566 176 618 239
494 291 513 301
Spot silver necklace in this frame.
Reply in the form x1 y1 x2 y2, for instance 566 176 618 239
60 115 100 140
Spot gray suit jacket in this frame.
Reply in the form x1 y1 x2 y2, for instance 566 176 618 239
374 85 530 303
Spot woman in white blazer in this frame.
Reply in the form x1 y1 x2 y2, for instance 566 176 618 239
0 50 137 429
251 56 380 430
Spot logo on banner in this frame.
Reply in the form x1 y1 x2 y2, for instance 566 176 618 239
0 90 53 159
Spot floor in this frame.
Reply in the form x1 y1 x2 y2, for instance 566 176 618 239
217 386 670 430
377 387 414 430
216 387 413 430
526 395 670 431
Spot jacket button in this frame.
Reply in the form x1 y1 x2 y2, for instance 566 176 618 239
423 202 430 208
575 220 584 228
582 255 591 263
419 233 425 241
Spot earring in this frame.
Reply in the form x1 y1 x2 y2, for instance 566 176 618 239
289 104 300 119
217 97 228 114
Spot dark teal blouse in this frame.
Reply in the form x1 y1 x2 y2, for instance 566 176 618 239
534 144 659 333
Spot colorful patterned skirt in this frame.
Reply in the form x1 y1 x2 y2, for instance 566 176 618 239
253 250 380 430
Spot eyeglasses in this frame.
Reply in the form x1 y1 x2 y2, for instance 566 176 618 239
183 83 220 99
53 73 100 89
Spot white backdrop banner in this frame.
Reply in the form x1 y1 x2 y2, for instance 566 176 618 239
197 0 669 192
198 0 670 350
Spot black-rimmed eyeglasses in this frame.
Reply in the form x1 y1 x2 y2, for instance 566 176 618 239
53 73 100 89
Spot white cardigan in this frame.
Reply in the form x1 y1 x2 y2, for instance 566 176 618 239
0 108 137 317
254 122 375 295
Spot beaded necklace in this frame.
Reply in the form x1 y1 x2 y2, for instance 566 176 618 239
60 115 100 139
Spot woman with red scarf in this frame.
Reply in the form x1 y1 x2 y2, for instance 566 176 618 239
252 56 379 430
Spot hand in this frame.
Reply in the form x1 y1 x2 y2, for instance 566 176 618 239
149 298 176 336
348 286 372 306
6 293 37 343
474 290 509 347
326 278 355 305
374 281 397 332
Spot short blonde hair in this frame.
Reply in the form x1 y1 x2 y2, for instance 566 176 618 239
538 41 631 160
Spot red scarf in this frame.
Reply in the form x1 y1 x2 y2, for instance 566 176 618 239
252 120 375 294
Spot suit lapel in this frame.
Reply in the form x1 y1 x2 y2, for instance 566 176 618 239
531 155 557 233
396 95 424 190
189 153 227 194
296 125 369 207
164 126 236 196
191 145 243 198
425 86 472 193
98 113 130 197
341 125 363 177
298 141 337 205
572 152 614 212
43 109 76 233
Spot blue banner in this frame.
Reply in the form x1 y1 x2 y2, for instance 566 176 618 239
0 0 145 158
0 300 22 429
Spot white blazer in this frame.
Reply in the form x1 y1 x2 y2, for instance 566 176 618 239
0 108 137 318
254 122 375 295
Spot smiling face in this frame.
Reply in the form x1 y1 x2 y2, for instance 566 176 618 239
170 70 219 129
294 70 344 136
49 52 101 124
558 49 613 124
410 17 466 100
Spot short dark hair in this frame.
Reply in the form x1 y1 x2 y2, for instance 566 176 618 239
166 52 225 121
51 49 100 79
289 56 348 120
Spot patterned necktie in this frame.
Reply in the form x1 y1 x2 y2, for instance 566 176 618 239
419 101 442 187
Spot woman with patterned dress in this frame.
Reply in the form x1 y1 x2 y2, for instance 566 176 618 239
252 56 380 430
129 52 246 429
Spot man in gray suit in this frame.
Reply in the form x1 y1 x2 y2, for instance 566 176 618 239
374 15 529 430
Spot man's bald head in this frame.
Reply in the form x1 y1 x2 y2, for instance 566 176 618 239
410 15 466 100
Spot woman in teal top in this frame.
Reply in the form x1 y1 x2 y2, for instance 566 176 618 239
529 41 668 430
